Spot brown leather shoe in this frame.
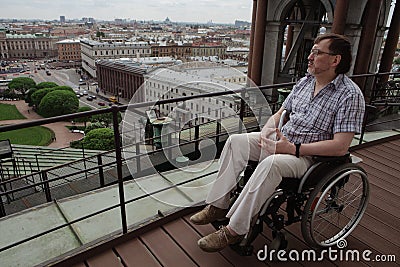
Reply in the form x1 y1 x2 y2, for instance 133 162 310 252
198 226 244 252
190 205 228 225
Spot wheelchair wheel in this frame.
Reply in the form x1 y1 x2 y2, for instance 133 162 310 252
301 163 369 248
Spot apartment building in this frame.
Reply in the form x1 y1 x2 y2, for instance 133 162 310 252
0 30 59 59
145 65 243 123
96 56 180 100
80 39 151 78
191 42 226 58
151 42 192 58
56 39 81 62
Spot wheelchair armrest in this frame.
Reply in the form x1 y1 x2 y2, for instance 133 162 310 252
312 153 351 163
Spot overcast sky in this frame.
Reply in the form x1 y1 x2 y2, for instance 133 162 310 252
1 0 253 24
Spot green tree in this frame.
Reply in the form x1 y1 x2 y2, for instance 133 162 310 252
31 88 55 107
394 57 400 65
38 90 79 117
84 121 104 133
90 108 122 127
31 86 74 107
8 77 36 98
81 128 115 150
25 88 38 106
74 106 92 127
52 85 74 92
36 82 58 89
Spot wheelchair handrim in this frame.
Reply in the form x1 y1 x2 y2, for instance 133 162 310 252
310 169 369 247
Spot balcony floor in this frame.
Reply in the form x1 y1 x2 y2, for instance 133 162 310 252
55 136 400 267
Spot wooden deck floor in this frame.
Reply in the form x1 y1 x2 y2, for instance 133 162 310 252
56 136 400 267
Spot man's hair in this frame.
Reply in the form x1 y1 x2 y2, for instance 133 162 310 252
314 33 352 74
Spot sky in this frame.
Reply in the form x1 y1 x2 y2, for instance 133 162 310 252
1 0 253 24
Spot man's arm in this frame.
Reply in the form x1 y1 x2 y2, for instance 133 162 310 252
266 131 355 157
260 107 286 140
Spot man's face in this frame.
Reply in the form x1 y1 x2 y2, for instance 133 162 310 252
307 39 337 76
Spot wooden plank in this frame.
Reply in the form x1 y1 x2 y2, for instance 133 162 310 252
342 220 399 257
218 232 275 267
364 144 400 158
115 238 161 267
163 218 233 267
362 203 400 230
358 164 399 191
367 182 400 210
352 151 400 178
364 145 400 159
183 215 269 266
349 207 400 247
140 227 197 267
355 150 400 171
386 139 400 149
86 250 123 267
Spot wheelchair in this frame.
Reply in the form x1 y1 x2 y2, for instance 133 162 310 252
212 111 370 256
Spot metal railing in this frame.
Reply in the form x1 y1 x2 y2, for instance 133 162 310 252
0 71 399 257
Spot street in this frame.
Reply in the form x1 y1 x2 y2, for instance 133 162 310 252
22 61 101 109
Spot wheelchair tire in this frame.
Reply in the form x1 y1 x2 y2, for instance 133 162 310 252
301 163 369 248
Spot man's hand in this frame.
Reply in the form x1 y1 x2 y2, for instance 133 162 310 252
259 128 295 155
259 126 276 149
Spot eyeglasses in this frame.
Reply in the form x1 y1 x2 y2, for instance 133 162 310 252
309 49 337 57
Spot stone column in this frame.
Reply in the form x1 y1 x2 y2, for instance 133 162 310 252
250 0 268 86
353 0 384 91
247 0 258 81
331 0 350 34
261 22 282 86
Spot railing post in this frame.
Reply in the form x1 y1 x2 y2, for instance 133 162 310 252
82 144 88 179
194 124 200 153
0 196 5 217
216 118 221 154
22 158 26 176
239 89 246 134
168 132 172 160
35 154 40 172
112 106 128 234
135 142 141 177
13 158 19 177
258 106 263 131
97 155 105 187
41 171 52 202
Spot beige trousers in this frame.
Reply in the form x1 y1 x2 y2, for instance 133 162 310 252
206 132 313 235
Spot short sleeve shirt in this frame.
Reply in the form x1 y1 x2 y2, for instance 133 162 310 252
281 74 365 144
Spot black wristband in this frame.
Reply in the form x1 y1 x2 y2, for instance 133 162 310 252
295 142 301 158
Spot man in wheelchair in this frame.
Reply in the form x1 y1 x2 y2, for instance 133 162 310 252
190 33 366 253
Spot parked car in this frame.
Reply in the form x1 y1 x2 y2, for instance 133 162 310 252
86 96 93 101
98 102 105 106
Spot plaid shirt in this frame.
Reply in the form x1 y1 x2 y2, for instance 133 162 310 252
281 74 365 144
